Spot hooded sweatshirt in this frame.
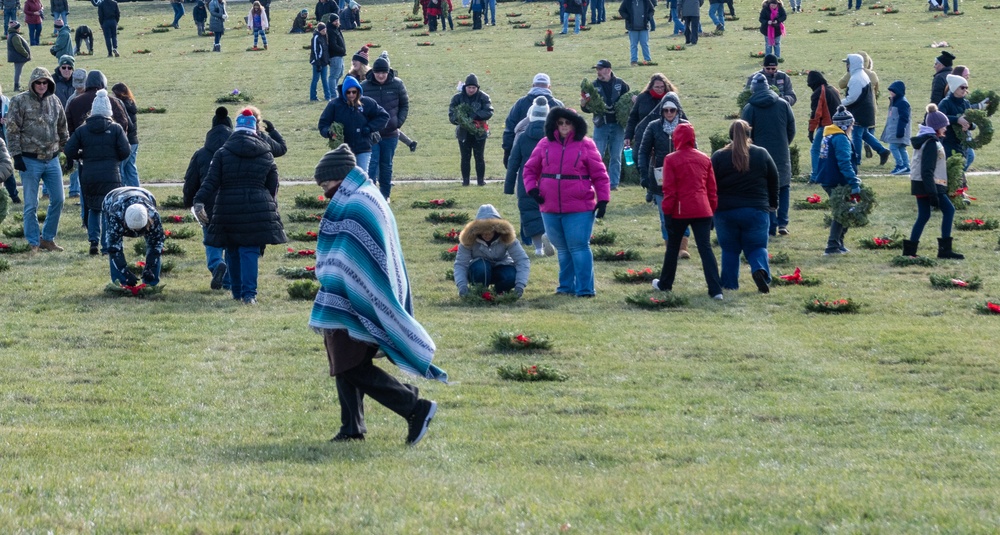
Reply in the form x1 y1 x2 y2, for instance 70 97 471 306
7 67 69 158
741 82 796 186
661 123 717 219
840 54 876 128
880 80 911 145
807 71 841 136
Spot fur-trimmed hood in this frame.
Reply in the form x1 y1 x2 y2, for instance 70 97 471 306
544 106 588 142
459 204 516 247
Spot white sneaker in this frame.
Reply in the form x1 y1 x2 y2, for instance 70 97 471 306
535 248 544 256
712 294 724 300
541 234 555 256
652 278 661 291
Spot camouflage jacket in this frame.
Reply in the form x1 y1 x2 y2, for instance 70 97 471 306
7 67 69 159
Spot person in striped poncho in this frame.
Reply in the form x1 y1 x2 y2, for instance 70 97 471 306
309 144 446 445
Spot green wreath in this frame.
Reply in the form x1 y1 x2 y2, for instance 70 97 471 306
830 184 877 227
968 89 999 117
954 109 993 149
0 188 9 226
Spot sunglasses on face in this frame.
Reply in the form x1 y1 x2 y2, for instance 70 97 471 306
345 89 359 94
60 65 73 70
556 119 572 126
958 86 969 90
764 67 777 72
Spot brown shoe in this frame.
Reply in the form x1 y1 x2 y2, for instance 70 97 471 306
678 236 691 259
30 245 39 253
39 239 64 252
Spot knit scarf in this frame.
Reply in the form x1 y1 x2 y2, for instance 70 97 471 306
662 115 680 135
309 167 448 383
767 6 784 46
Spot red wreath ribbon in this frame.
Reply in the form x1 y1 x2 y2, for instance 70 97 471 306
448 245 459 253
964 219 985 226
122 283 147 296
780 267 803 284
987 302 1000 314
167 215 183 223
0 242 10 250
526 365 538 375
306 231 318 238
515 334 531 345
951 279 968 287
482 291 494 301
430 199 447 205
806 194 822 204
954 187 977 200
305 266 315 271
873 237 892 247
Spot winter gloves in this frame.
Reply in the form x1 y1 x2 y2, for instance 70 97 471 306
595 200 608 219
527 188 543 205
193 203 210 226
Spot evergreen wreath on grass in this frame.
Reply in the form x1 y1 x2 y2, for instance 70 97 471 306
440 244 459 261
969 89 999 117
294 193 330 209
276 266 317 280
593 247 640 261
977 301 1000 314
104 283 164 298
830 184 877 227
772 267 822 286
858 228 904 249
929 273 982 290
444 268 454 281
665 44 686 51
0 189 8 226
793 193 828 209
890 255 936 267
216 89 253 103
589 228 616 245
490 331 552 351
626 291 689 309
289 230 319 241
955 217 998 230
404 14 423 21
287 280 320 300
1 225 22 238
287 212 324 223
163 227 196 240
163 214 195 224
809 28 828 33
136 106 166 113
955 109 993 149
159 195 185 208
613 267 657 283
0 241 32 254
411 198 456 208
0 258 9 272
133 239 185 256
432 228 461 243
461 284 521 306
411 31 430 36
405 22 424 28
126 260 175 276
804 297 860 314
497 364 568 382
768 251 791 265
286 247 316 258
426 211 470 224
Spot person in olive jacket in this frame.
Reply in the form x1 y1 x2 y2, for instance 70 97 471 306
317 75 390 172
63 89 130 255
193 109 288 305
360 51 409 200
448 73 493 186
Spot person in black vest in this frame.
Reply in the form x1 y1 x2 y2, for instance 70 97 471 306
582 59 629 190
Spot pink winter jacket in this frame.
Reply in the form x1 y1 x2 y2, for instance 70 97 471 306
522 107 611 214
661 123 717 219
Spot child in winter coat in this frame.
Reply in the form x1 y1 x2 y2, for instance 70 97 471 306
469 0 485 29
904 104 963 260
193 1 207 35
817 105 862 256
880 80 911 175
453 204 531 297
248 1 269 49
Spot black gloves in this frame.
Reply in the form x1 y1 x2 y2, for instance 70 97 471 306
514 286 524 298
13 155 25 172
62 157 74 174
595 200 608 219
502 148 510 169
808 130 814 143
262 119 275 132
361 126 371 136
528 188 544 205
928 194 940 208
369 131 381 145
122 271 139 287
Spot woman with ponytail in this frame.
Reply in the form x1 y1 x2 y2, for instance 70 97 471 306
711 119 778 293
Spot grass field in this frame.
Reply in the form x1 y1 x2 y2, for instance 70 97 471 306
3 0 1000 532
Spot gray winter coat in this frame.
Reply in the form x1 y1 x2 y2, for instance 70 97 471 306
453 204 530 295
679 0 702 18
741 88 796 186
208 0 227 33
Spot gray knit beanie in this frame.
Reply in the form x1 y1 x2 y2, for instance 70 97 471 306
831 105 855 130
315 144 357 184
528 96 549 122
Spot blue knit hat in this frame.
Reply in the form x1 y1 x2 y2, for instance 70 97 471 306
235 108 257 132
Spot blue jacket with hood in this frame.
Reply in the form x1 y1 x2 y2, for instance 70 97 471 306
317 75 390 154
879 80 911 145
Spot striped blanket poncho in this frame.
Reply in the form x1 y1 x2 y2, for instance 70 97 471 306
309 167 448 383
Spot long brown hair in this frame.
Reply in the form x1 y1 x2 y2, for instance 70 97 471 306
643 73 677 96
726 120 752 173
111 82 135 104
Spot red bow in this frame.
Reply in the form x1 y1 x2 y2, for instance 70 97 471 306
448 245 459 253
987 302 1000 314
964 219 985 226
305 266 316 271
515 334 531 345
951 278 968 287
526 365 538 375
123 283 147 296
167 215 183 223
163 230 172 237
780 267 802 284
0 242 10 250
806 194 821 204
873 237 892 247
482 291 494 301
306 231 318 238
430 199 447 205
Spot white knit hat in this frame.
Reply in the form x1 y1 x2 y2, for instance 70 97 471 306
528 96 549 122
91 89 112 118
946 74 968 93
125 204 148 230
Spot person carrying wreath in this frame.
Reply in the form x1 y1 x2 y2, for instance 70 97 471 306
816 105 862 256
453 204 531 298
318 75 389 172
448 73 493 186
937 73 976 172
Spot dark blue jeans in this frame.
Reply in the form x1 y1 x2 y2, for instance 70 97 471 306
768 184 790 234
851 125 885 167
715 207 770 290
226 245 261 300
658 216 722 297
467 257 517 294
823 186 849 253
910 193 955 241
367 136 398 200
171 2 185 25
101 20 118 54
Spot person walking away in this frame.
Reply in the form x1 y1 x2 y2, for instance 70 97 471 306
637 93 692 257
360 51 409 201
453 204 531 297
711 119 777 293
501 72 563 169
325 12 345 98
880 80 911 175
619 0 654 65
7 66 70 252
741 72 795 236
652 122 723 299
192 109 287 305
183 107 233 290
94 0 120 57
816 106 862 255
112 82 140 187
193 0 207 35
504 96 553 255
905 104 963 260
708 0 724 31
310 144 445 444
102 186 165 286
208 0 227 52
841 53 889 167
309 23 330 101
248 1 268 49
448 73 493 186
317 75 389 172
170 0 184 28
63 89 130 255
678 0 702 45
583 59 629 189
7 22 30 92
23 0 41 45
522 106 611 297
806 70 841 182
758 0 785 58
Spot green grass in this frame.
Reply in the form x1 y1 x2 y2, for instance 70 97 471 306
34 0 1000 183
4 1 1000 531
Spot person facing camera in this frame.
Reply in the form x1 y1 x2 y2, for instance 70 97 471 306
453 204 531 298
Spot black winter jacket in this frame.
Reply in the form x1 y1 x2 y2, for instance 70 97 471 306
741 89 796 186
326 25 345 57
449 87 494 142
937 92 973 157
310 30 329 68
51 0 69 13
637 115 689 194
193 131 287 248
317 76 390 154
501 88 562 152
807 71 841 137
96 0 120 25
63 115 131 210
618 0 655 31
120 98 139 145
624 90 663 142
503 118 546 240
183 123 231 209
711 145 778 212
361 68 409 138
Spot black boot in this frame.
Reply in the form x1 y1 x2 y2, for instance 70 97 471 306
902 239 919 257
477 177 486 186
937 237 964 260
462 177 470 186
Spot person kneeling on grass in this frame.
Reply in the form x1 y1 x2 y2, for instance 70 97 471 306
311 144 446 445
454 204 531 298
102 186 165 287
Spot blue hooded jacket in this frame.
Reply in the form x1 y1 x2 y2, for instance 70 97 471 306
880 80 911 145
317 75 390 154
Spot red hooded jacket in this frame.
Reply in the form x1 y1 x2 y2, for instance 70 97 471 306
661 123 717 219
